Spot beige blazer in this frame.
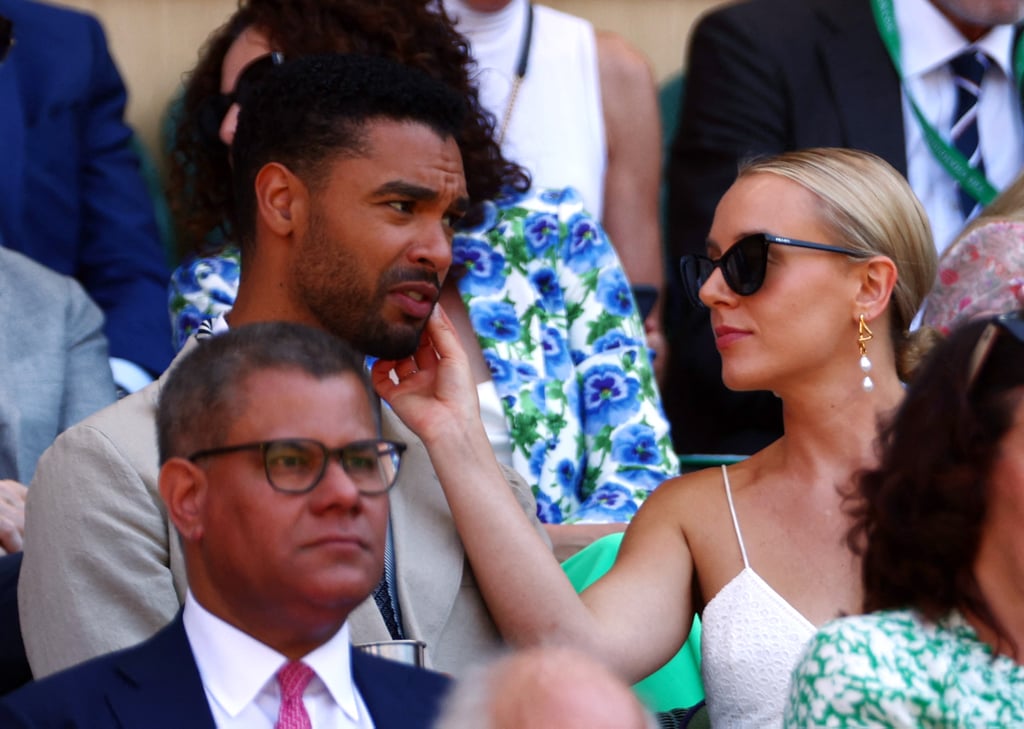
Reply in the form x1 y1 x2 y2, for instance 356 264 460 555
20 339 542 677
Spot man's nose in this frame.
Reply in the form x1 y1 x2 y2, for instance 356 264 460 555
308 459 364 513
406 219 453 273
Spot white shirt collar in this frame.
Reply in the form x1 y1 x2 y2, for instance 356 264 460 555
897 0 1016 78
182 591 365 724
208 312 230 336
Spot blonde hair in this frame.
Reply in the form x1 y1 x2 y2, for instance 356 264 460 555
739 148 939 380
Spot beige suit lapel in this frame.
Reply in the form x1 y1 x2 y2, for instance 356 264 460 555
382 407 465 667
157 338 201 603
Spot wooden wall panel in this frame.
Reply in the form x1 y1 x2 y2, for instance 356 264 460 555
544 0 718 83
51 0 721 162
54 0 236 158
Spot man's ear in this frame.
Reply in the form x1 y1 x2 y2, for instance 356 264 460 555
853 255 899 322
254 162 309 239
158 458 208 543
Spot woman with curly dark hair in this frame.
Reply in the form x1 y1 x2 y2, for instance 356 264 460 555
166 0 678 556
786 311 1024 727
167 0 526 253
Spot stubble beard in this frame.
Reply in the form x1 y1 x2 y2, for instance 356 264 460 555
291 228 431 360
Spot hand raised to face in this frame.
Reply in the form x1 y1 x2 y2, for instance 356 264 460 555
371 305 483 449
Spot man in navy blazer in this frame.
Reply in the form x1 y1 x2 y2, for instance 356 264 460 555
0 0 174 388
0 322 450 728
661 0 1024 455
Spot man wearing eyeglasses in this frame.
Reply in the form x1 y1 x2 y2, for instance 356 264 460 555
0 321 450 728
20 54 545 682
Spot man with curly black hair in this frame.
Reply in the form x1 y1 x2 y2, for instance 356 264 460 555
21 52 546 682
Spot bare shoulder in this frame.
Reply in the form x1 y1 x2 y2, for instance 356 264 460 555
595 30 654 87
615 466 730 557
594 31 659 156
605 466 731 600
630 459 767 563
642 465 730 519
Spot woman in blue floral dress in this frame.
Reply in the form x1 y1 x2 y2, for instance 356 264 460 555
443 187 678 532
785 312 1024 727
166 1 678 555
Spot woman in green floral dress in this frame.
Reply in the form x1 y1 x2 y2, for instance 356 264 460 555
785 311 1024 727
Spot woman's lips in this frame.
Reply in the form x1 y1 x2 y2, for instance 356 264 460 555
713 325 750 349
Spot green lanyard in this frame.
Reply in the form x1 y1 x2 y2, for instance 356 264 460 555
870 0 1024 206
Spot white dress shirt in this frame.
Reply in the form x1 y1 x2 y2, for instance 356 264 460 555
183 591 375 728
476 379 513 467
896 0 1024 253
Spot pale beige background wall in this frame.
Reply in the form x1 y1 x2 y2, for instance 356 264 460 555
53 0 723 162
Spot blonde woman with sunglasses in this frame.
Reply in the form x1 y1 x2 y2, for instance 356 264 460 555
373 148 938 728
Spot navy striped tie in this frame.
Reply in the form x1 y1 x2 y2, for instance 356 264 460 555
950 50 990 219
372 528 403 639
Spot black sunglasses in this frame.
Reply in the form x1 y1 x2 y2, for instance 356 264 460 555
0 16 13 65
965 310 1024 389
197 51 284 146
679 233 864 309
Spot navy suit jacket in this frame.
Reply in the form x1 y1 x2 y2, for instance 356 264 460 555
668 0 905 265
0 0 173 376
0 614 451 728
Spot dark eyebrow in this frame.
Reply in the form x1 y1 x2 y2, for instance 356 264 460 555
373 180 470 215
374 180 438 200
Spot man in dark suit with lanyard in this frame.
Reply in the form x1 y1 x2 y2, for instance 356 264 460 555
662 0 1024 455
0 321 450 728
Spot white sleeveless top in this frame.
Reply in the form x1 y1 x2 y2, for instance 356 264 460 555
445 0 607 219
701 465 816 728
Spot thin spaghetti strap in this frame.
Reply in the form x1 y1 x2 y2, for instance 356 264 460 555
721 464 750 569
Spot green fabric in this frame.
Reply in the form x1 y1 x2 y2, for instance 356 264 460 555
678 453 746 474
785 609 1024 726
561 532 705 712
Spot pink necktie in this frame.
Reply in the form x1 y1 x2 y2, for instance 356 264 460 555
275 661 315 729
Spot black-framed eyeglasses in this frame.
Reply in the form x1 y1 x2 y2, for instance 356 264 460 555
188 437 406 495
679 233 864 309
965 310 1024 389
0 16 13 65
197 51 284 146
